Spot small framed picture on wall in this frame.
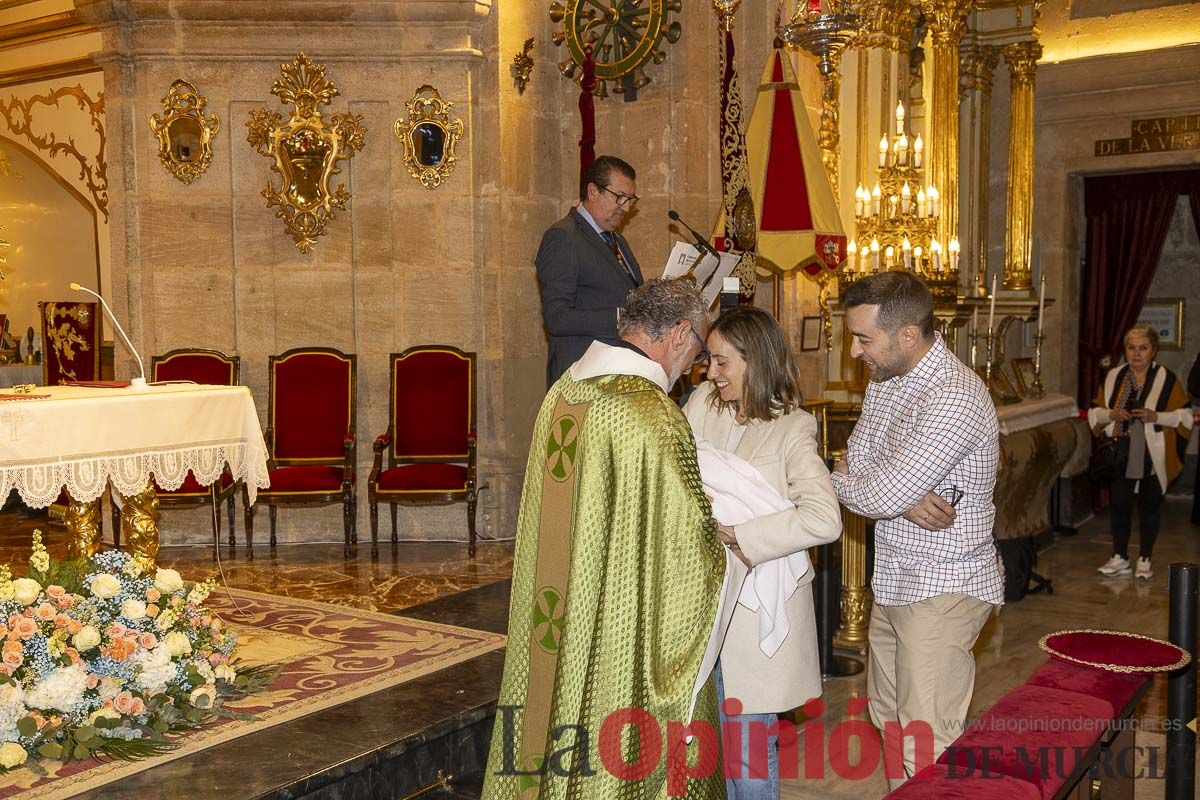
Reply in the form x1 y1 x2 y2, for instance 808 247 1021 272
801 316 823 352
1136 298 1185 350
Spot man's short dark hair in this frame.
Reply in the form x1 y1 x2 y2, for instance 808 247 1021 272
840 271 935 339
580 155 636 203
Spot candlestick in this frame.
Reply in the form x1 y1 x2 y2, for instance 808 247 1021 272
928 186 940 218
847 239 857 275
885 245 895 269
917 188 927 218
913 134 923 168
897 133 909 166
1030 332 1046 399
948 237 960 273
895 100 905 136
988 273 997 334
888 195 898 219
878 135 888 167
870 238 880 272
1036 274 1046 337
901 235 912 271
872 184 881 216
854 185 864 217
931 239 942 273
901 182 911 215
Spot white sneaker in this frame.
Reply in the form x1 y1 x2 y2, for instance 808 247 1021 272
1135 558 1153 580
1098 554 1132 576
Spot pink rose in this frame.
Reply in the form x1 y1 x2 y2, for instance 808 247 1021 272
67 620 82 636
145 605 160 618
86 675 99 689
145 588 161 603
106 622 125 639
129 697 145 716
2 650 22 668
45 585 66 601
65 647 79 664
113 692 134 715
209 653 225 666
14 618 38 639
53 614 70 629
139 632 157 650
35 603 55 621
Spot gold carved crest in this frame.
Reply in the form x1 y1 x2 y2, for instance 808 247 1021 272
393 85 463 190
246 53 367 253
149 80 220 184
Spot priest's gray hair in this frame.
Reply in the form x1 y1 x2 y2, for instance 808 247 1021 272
618 278 709 341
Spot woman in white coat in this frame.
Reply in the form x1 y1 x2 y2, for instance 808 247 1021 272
683 306 842 800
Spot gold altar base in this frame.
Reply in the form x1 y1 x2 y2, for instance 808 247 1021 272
833 495 871 654
66 483 161 562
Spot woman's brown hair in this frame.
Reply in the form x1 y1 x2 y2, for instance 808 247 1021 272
707 306 804 422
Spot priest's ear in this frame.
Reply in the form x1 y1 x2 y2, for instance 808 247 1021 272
668 320 692 349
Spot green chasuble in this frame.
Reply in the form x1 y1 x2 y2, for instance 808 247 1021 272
482 369 727 800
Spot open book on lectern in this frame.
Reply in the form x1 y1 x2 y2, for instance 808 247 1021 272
662 242 743 309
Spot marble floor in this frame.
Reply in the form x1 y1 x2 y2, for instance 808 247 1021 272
1 498 1198 799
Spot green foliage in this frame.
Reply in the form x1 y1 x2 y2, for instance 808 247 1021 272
222 662 283 698
91 737 177 762
29 556 90 595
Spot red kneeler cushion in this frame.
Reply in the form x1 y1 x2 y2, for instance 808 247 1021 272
155 472 234 497
1024 659 1148 717
264 466 353 494
887 764 1040 799
1040 630 1190 673
936 685 1114 799
377 464 467 492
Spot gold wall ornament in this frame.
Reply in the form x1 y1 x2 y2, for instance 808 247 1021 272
149 80 220 184
550 0 682 97
511 37 535 95
0 225 9 281
713 0 742 31
246 52 367 254
394 85 463 190
1002 39 1042 292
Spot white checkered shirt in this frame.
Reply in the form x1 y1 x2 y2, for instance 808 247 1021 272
831 334 1003 606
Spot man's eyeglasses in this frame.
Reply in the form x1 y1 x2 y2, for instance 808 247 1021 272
598 184 640 207
689 326 711 366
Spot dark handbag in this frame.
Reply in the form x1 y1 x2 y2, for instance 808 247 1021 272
1089 435 1129 483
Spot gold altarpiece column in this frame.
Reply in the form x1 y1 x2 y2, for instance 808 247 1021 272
920 0 971 249
959 42 1000 297
1002 39 1042 291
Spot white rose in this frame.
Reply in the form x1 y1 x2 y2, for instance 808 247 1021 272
88 706 121 726
11 578 41 606
214 664 237 683
120 599 147 620
88 574 122 600
0 742 27 769
72 625 101 652
153 568 184 594
188 685 217 709
164 631 192 657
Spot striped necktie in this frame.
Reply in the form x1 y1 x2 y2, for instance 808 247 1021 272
600 230 636 285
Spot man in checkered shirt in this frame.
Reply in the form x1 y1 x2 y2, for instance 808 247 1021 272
830 271 1002 788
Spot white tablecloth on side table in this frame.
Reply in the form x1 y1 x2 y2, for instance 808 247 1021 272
0 384 270 507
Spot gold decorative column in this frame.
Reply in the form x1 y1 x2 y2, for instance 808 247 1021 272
65 498 101 558
119 482 161 562
833 506 870 653
960 43 1000 296
920 0 971 247
1002 40 1042 292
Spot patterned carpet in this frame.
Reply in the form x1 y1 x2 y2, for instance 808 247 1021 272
0 588 507 799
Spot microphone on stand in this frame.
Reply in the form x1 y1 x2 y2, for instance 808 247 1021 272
668 210 722 260
69 283 148 389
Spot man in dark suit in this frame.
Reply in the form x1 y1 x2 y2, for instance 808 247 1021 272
537 155 644 388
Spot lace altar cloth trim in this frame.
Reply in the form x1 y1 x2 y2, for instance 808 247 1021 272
0 442 270 508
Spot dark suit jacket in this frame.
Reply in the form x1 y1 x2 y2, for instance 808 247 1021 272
536 207 643 387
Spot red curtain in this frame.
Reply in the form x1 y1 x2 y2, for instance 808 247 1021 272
578 46 596 192
1078 169 1200 406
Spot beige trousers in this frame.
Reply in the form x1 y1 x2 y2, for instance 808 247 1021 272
867 593 995 790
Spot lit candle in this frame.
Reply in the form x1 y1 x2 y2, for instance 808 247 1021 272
917 188 927 218
1036 273 1046 337
913 134 923 168
847 239 857 274
888 195 899 219
988 273 997 333
931 238 943 272
913 245 923 271
854 185 863 217
870 238 880 272
901 236 912 271
928 185 940 218
879 135 889 167
901 183 912 215
885 245 895 268
872 183 882 216
895 100 905 136
897 133 909 165
948 237 960 273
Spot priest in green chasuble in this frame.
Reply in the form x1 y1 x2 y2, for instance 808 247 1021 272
483 279 728 800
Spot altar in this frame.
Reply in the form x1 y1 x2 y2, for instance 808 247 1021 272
0 383 269 560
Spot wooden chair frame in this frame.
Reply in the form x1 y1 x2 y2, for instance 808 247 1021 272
368 346 479 558
245 347 357 558
108 348 243 558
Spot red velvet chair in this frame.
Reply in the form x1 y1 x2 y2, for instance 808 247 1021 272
368 346 479 558
246 347 357 557
110 349 241 557
39 301 100 384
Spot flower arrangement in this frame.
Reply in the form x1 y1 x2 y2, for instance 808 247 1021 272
0 531 277 773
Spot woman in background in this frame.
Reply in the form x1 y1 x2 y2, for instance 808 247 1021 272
1091 325 1193 579
684 306 841 800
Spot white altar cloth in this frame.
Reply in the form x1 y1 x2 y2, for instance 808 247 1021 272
0 384 270 508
